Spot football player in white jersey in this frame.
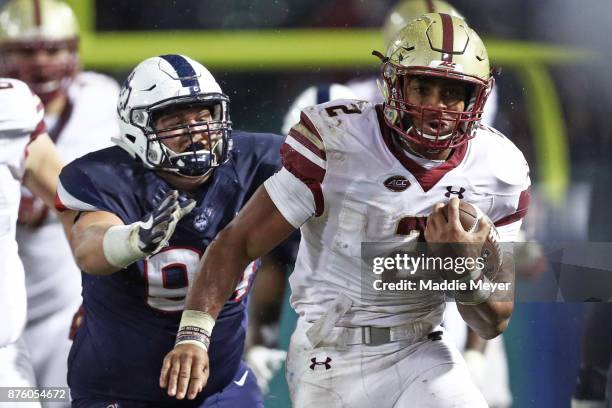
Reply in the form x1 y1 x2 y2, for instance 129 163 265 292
348 1 510 406
0 78 63 407
161 14 530 407
0 0 119 402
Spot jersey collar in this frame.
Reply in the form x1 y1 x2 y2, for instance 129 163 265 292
376 104 468 192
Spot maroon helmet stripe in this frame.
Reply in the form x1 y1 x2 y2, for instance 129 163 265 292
289 128 326 160
440 13 454 62
33 0 42 27
425 0 436 13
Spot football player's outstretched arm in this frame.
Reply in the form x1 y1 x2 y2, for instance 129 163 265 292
59 190 195 276
160 186 296 400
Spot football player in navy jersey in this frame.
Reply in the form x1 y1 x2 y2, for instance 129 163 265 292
55 54 284 407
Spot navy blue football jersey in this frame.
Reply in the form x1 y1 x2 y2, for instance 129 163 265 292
56 131 284 405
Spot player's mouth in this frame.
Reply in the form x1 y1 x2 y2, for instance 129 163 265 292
422 118 453 136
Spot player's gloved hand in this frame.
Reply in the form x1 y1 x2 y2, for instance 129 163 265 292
245 345 287 393
463 348 487 387
136 190 196 254
102 190 196 269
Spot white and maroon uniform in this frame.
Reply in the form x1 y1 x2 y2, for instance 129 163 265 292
348 77 512 407
0 78 44 407
264 100 529 407
16 72 119 394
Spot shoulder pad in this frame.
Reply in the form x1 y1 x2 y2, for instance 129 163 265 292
0 78 44 138
301 99 374 142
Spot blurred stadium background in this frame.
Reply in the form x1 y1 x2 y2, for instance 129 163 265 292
5 0 612 406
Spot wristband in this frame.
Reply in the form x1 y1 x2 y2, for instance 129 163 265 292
175 310 216 351
102 224 145 268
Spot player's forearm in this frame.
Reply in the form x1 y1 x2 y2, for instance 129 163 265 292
185 227 253 319
458 252 515 339
458 299 513 340
72 222 123 276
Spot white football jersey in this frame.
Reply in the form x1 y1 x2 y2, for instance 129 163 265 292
265 100 530 329
17 72 119 320
0 78 45 346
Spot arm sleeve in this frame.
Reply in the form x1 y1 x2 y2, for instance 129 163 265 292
264 167 316 228
263 112 327 228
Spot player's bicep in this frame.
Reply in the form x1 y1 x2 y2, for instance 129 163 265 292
68 210 125 272
224 186 296 261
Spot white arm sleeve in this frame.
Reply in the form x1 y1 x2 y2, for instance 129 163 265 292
264 167 315 228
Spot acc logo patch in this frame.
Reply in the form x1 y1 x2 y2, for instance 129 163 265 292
384 175 410 192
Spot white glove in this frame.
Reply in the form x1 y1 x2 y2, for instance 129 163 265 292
463 349 487 387
245 345 287 394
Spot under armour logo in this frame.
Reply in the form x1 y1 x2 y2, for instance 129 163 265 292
309 357 332 370
445 186 465 199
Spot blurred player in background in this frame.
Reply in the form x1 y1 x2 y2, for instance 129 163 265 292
0 77 63 407
55 54 289 407
245 83 357 394
0 0 119 402
163 14 530 407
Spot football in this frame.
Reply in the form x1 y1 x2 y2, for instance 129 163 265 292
442 201 503 279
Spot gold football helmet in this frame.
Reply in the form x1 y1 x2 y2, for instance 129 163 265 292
0 0 79 103
378 13 493 150
382 0 464 47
